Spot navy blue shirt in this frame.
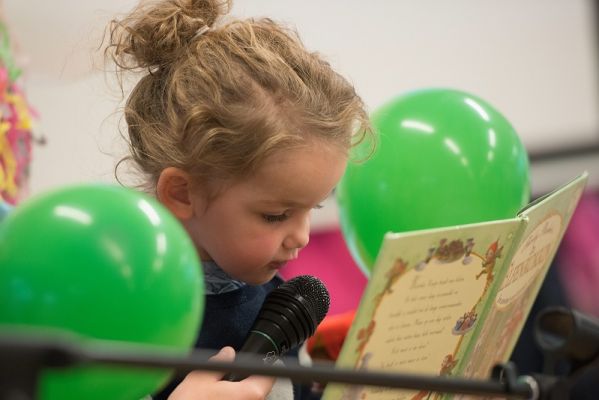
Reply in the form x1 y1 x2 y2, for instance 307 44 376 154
153 276 310 399
197 276 283 351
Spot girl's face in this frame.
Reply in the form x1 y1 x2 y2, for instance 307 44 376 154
185 141 348 285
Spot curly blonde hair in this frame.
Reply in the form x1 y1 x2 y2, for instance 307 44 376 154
106 0 371 192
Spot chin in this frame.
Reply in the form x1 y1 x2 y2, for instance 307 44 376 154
243 273 277 286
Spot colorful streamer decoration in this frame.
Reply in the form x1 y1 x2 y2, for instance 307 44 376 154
0 21 36 205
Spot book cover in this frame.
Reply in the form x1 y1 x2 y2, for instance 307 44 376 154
322 173 588 400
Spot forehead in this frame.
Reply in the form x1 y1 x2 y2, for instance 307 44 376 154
233 143 347 206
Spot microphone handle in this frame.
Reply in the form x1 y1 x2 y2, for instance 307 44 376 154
223 331 281 382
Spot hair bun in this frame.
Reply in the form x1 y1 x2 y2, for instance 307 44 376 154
182 0 230 28
108 0 231 70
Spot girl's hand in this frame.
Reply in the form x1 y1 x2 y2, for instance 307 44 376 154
168 347 275 400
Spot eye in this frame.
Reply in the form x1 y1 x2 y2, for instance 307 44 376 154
262 213 289 223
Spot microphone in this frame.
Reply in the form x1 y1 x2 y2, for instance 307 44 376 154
225 275 330 381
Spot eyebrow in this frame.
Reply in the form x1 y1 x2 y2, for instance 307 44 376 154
256 200 314 208
256 197 329 209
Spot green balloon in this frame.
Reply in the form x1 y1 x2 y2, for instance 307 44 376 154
337 88 530 274
0 184 203 399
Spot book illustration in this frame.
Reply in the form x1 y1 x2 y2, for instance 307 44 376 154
451 310 477 336
406 354 461 400
356 320 376 356
440 354 459 376
474 240 503 285
453 183 586 397
457 211 567 385
414 238 476 271
323 173 588 400
461 239 475 265
339 352 374 400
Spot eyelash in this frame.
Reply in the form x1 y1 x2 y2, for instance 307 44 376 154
262 213 289 223
261 204 323 224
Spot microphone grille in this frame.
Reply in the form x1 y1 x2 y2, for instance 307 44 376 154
283 275 330 324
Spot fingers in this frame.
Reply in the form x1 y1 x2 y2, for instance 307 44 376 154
167 347 276 400
167 347 233 399
239 373 276 400
210 346 236 362
210 347 275 399
190 346 237 381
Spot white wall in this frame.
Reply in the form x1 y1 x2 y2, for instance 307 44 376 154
4 0 599 229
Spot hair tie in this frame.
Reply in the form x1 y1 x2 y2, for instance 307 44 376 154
194 25 210 40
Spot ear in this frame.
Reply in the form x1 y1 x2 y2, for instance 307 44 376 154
156 167 203 220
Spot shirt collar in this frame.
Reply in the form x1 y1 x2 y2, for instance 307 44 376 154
202 260 247 295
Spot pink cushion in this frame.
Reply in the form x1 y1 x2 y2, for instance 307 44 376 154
280 228 367 316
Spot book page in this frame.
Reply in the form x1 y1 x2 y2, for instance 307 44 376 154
323 219 522 400
453 173 588 398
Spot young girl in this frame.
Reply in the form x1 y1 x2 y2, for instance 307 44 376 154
106 0 371 398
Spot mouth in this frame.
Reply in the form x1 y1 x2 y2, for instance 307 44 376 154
268 261 288 270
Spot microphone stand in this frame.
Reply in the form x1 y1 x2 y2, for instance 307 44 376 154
0 332 537 400
525 354 599 400
530 348 599 399
529 306 599 399
3 307 596 400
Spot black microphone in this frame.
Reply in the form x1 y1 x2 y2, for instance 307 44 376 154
225 275 330 381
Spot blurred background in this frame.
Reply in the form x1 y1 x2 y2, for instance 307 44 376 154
2 0 599 222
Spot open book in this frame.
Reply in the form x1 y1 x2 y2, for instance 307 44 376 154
323 173 588 400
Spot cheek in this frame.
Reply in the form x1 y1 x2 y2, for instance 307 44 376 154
227 232 282 262
194 203 285 266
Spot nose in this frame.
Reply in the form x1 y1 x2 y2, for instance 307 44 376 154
283 214 310 251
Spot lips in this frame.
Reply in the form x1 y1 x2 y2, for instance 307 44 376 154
268 261 288 270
